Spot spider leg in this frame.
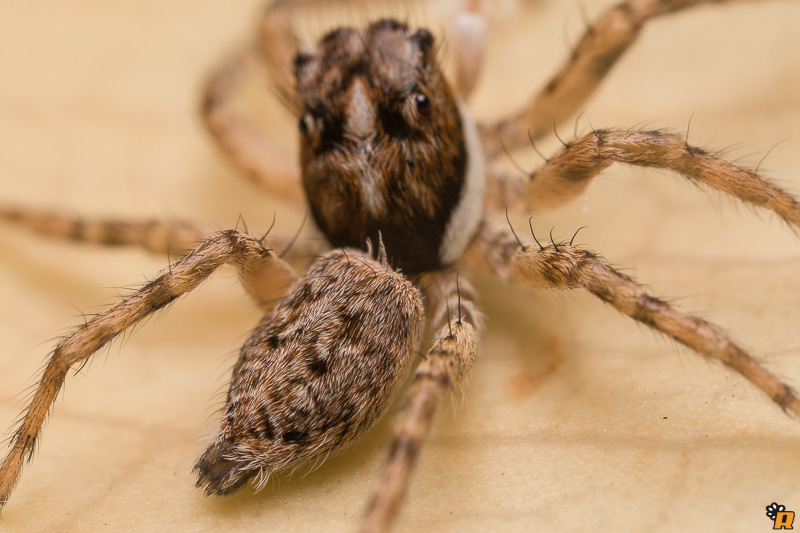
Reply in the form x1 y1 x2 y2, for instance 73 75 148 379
257 0 301 110
450 2 488 101
0 205 315 278
0 205 206 255
361 271 481 533
466 223 800 417
489 129 800 229
0 230 293 511
203 0 384 203
480 0 764 156
201 41 302 204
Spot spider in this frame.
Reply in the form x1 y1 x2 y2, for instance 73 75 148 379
1 0 799 532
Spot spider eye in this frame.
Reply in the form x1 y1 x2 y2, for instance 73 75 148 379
298 115 312 136
414 93 431 116
410 28 434 54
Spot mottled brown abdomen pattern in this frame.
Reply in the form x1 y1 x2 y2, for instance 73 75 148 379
194 249 424 495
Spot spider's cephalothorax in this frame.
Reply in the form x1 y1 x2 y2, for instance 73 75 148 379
295 19 485 274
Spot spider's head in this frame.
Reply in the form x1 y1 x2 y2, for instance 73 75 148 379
294 19 484 274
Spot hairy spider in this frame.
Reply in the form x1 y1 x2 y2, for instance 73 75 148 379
1 1 799 532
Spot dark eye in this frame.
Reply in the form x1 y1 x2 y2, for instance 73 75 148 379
298 115 312 136
299 105 342 150
293 51 313 78
414 93 431 116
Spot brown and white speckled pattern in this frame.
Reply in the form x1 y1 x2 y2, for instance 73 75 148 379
1 1 800 532
195 248 424 494
295 20 473 273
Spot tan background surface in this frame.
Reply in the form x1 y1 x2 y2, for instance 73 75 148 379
1 1 799 531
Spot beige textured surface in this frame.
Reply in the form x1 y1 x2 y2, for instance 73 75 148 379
1 1 799 532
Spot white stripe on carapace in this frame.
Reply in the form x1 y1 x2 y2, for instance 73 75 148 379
439 98 485 265
346 79 376 139
346 79 387 217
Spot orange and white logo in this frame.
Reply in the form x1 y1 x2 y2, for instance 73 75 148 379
767 503 795 530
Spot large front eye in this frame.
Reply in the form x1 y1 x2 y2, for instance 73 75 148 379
414 93 431 116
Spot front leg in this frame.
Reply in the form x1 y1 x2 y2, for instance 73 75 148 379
0 230 289 511
467 223 800 417
480 0 769 156
489 129 800 230
361 271 481 533
201 44 303 204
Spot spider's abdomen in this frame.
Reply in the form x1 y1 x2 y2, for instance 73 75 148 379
295 20 485 274
193 249 424 495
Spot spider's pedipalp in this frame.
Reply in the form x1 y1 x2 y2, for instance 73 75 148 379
468 224 800 418
492 129 800 230
0 230 291 511
362 271 480 533
195 248 424 495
